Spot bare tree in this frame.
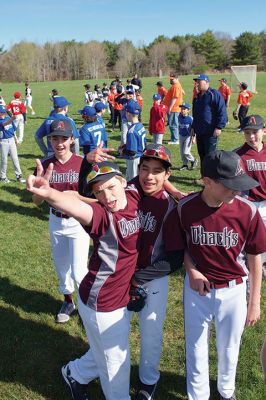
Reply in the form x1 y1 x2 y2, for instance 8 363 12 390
80 41 107 79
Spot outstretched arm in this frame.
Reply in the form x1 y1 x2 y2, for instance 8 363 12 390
27 159 93 226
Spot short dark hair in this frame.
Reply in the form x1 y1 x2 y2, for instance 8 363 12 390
139 156 170 172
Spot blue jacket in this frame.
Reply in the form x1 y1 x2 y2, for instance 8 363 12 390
192 88 227 136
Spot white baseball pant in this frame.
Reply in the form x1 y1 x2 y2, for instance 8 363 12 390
126 158 140 181
13 115 25 143
68 295 131 400
184 274 247 400
49 211 89 294
179 135 195 165
0 137 22 179
152 133 164 145
137 276 169 385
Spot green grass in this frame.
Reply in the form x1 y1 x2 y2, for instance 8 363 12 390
0 74 266 399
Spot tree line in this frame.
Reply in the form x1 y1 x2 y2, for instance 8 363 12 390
0 30 266 82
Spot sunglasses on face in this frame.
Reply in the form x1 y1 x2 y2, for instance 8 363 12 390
143 148 170 163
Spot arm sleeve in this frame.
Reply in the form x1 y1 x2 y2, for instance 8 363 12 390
215 91 227 129
133 249 184 285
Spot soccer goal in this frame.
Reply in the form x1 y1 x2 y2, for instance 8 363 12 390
230 65 257 93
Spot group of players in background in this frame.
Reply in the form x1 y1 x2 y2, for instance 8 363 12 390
1 72 266 400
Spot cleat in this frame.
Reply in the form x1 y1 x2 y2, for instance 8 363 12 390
57 301 75 323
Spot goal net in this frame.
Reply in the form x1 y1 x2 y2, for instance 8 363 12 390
230 65 257 93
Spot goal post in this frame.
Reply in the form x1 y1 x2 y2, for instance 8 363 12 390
230 65 257 93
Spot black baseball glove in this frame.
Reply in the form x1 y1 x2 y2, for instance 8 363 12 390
233 110 238 120
127 284 148 312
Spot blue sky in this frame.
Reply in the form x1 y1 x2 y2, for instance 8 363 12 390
2 0 265 50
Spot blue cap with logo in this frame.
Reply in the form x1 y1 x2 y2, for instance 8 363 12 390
180 102 191 109
94 102 107 112
193 74 210 82
78 106 97 117
53 96 72 108
153 93 162 101
125 101 141 115
0 105 7 113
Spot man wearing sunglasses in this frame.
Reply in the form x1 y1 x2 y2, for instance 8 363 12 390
27 159 142 400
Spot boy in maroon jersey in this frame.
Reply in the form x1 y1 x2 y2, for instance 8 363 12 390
27 158 141 400
235 115 266 278
174 150 266 400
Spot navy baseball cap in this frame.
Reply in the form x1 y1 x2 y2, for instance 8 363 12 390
53 96 72 108
94 102 107 112
202 150 259 191
141 144 172 167
125 101 141 115
156 81 163 86
0 105 7 113
180 102 191 109
240 115 265 131
153 93 162 101
48 119 73 137
86 161 123 191
193 74 210 82
78 106 96 116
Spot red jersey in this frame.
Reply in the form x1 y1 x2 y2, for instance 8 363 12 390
114 93 123 111
149 103 168 134
6 99 26 115
79 187 141 312
238 90 253 106
107 92 116 107
236 143 266 202
218 84 231 102
175 192 266 284
40 154 83 192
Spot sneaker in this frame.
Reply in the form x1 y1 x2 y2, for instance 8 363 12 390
31 111 35 115
220 392 236 400
178 165 189 171
16 175 26 183
168 141 179 145
136 382 157 400
0 177 10 183
191 159 198 170
57 301 75 323
62 364 89 400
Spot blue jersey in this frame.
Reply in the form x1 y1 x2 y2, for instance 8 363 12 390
35 113 79 154
125 122 146 159
79 120 107 155
117 97 134 122
178 114 193 137
0 117 16 139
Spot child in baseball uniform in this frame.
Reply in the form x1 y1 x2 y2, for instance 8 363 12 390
32 119 89 323
78 106 107 155
24 82 35 115
0 105 26 183
121 101 146 181
234 82 253 129
127 144 185 400
149 94 168 145
235 115 266 278
178 102 197 171
6 92 27 144
27 159 142 400
174 150 266 400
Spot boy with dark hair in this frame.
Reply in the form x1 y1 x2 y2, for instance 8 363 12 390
174 150 266 400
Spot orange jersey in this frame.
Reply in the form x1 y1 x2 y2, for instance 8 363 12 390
163 82 183 112
114 94 123 110
238 90 253 106
107 92 116 107
218 85 231 101
136 95 143 109
158 86 167 100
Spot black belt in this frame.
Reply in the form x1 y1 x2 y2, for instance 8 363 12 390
209 277 243 289
51 208 69 219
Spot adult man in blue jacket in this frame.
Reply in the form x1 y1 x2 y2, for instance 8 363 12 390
191 74 227 184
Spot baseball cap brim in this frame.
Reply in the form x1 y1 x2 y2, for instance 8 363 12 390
216 174 259 191
47 130 73 137
141 154 172 167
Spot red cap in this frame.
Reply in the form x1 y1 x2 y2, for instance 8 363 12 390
14 91 21 98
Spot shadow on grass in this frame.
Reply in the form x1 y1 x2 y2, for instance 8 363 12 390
0 306 105 399
0 199 49 221
18 153 39 160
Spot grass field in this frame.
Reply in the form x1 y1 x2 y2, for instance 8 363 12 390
0 74 266 400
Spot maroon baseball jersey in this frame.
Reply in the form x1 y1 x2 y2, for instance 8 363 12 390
39 154 83 192
79 187 141 312
236 143 266 202
175 192 266 284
